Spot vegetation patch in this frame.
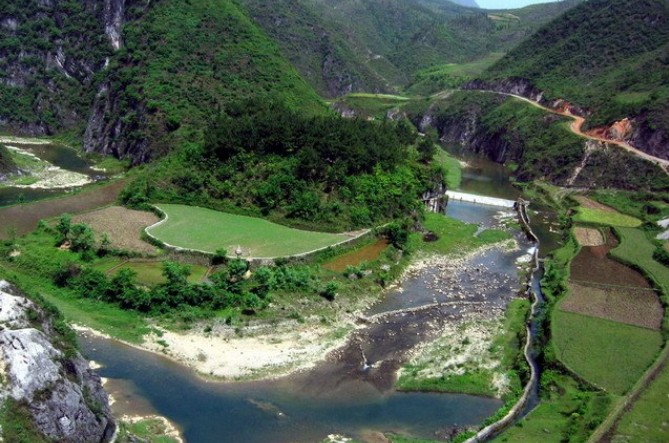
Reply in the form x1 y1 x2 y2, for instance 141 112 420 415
73 206 160 254
148 204 350 257
321 239 389 272
498 372 611 443
561 282 663 330
93 260 209 286
612 359 669 443
573 208 641 227
611 227 669 298
573 196 617 213
552 311 662 395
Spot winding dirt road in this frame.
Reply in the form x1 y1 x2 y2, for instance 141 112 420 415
484 91 669 174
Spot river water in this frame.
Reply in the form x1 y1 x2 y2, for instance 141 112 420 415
79 148 560 443
0 141 105 207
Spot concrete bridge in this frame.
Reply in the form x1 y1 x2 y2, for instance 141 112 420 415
446 191 517 208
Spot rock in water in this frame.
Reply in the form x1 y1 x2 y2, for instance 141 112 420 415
0 281 116 442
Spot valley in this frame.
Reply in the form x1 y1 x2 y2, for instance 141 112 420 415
1 0 669 442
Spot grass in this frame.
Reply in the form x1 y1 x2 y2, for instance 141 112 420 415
149 204 349 257
92 259 208 286
612 358 669 443
117 418 180 443
497 372 611 443
573 207 642 227
434 148 462 189
611 227 669 296
121 261 208 286
408 52 505 94
410 212 512 256
552 311 662 395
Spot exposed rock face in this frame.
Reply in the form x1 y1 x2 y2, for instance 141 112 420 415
631 116 669 161
0 281 116 443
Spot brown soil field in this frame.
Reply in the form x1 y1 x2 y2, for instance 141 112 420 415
570 232 651 288
322 239 389 272
561 282 663 330
573 196 617 213
73 206 159 254
574 227 605 246
0 179 128 239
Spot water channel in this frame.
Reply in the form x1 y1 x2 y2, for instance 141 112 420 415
79 147 561 443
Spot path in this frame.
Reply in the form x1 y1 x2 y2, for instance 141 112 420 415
489 91 669 175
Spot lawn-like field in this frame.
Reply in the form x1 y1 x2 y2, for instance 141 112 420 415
93 260 208 286
573 207 641 227
613 356 669 443
552 311 662 395
148 204 350 257
612 227 669 295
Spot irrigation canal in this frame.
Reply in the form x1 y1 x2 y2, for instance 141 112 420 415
79 146 561 443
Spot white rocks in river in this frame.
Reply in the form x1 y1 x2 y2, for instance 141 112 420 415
0 281 116 443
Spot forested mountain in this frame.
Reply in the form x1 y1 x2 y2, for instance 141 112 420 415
239 0 580 96
0 0 324 163
479 0 669 159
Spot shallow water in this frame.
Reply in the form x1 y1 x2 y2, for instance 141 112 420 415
0 142 105 207
81 334 502 443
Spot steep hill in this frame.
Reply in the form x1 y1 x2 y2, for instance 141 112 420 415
478 0 669 159
0 0 325 163
243 0 580 96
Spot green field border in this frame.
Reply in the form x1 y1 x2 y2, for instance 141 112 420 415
144 204 376 261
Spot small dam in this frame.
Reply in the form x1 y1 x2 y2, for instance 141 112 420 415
446 191 517 208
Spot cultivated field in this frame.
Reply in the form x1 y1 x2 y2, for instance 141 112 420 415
612 359 669 443
573 207 642 227
573 196 617 212
93 259 208 286
73 206 159 254
552 311 662 395
561 282 662 330
148 204 351 257
570 235 650 288
612 227 669 295
322 239 389 272
573 227 605 246
0 179 128 239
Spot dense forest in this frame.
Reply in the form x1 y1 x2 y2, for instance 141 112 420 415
121 100 441 230
483 0 669 134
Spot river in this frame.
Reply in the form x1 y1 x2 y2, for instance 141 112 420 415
79 148 561 443
0 141 106 207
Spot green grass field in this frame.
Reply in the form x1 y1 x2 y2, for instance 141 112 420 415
434 148 462 189
552 311 662 395
498 372 611 443
573 207 642 227
612 227 669 295
148 204 349 257
612 357 669 443
93 260 208 286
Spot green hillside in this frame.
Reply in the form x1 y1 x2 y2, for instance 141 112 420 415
483 0 669 147
242 0 581 95
0 0 326 162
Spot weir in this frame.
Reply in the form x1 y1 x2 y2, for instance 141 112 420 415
446 191 516 208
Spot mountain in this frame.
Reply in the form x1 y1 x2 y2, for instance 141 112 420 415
240 0 580 97
450 0 479 6
0 0 325 163
478 0 669 159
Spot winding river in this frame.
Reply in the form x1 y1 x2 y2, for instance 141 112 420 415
79 147 561 443
0 140 106 207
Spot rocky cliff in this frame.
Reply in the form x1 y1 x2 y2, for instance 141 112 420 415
0 281 116 443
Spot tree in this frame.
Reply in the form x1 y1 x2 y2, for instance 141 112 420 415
417 136 437 163
55 214 72 244
211 248 228 266
70 223 95 254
